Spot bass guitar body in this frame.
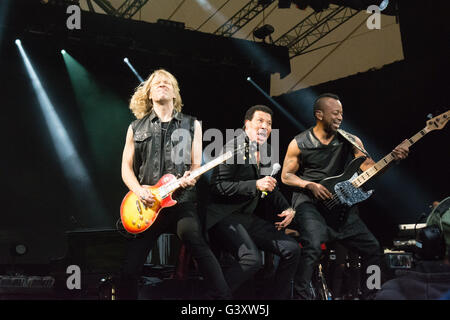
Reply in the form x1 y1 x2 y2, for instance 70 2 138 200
120 174 178 234
319 157 373 221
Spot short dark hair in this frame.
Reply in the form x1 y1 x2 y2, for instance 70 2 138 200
313 93 340 114
244 104 273 122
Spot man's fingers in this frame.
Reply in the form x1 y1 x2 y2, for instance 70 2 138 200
183 171 191 177
179 176 196 188
321 186 332 199
141 197 155 208
320 191 331 200
265 177 277 186
263 181 275 191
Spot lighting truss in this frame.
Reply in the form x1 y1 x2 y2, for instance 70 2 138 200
274 4 359 58
116 0 150 18
88 0 150 19
213 0 273 37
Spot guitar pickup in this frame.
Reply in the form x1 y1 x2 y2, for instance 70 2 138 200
136 200 144 214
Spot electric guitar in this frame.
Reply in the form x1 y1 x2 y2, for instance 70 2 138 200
120 144 245 234
319 110 449 219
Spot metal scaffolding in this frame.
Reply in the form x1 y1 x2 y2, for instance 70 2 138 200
213 0 274 37
88 0 150 19
274 5 359 58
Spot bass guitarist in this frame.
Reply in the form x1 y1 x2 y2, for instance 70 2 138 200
118 69 231 299
281 93 409 299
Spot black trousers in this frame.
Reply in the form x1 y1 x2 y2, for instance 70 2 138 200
119 201 231 299
210 213 301 300
328 241 360 298
292 202 384 300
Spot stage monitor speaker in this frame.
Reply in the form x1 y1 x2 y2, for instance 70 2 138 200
60 228 129 275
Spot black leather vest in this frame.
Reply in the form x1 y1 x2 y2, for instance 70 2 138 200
131 110 197 202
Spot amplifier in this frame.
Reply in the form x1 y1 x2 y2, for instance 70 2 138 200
384 250 414 269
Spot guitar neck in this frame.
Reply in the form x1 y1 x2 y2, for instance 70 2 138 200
190 151 233 180
162 151 233 195
352 127 430 188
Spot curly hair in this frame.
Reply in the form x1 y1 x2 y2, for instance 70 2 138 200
129 69 183 119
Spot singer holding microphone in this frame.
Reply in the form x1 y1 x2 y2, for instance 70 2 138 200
204 105 300 300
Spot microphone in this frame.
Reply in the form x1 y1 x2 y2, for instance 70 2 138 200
261 163 281 198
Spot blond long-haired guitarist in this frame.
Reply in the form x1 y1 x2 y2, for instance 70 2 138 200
118 69 231 300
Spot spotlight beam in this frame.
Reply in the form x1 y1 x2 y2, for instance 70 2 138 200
123 57 144 82
0 0 11 49
16 40 106 225
247 77 306 131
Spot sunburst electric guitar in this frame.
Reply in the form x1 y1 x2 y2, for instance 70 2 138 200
319 110 449 218
120 144 245 234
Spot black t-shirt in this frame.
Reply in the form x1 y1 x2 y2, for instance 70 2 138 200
160 121 170 174
292 127 354 207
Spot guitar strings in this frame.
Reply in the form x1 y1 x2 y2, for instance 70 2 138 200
323 193 341 209
327 197 340 208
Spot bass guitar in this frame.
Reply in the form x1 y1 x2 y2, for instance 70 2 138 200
319 110 449 219
120 144 245 234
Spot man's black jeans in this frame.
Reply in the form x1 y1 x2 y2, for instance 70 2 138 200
118 201 232 299
292 201 384 299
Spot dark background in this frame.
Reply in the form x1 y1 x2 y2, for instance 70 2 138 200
0 0 448 269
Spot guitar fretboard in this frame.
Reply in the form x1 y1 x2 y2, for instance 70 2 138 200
159 151 233 196
351 127 430 188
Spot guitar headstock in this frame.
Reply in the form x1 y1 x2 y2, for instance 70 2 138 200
425 110 449 132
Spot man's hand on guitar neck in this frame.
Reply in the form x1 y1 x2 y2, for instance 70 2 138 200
392 139 409 161
305 182 332 200
179 171 197 189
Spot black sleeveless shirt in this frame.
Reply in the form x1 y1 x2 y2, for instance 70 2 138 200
292 127 354 207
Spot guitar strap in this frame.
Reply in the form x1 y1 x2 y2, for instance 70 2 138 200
337 129 371 159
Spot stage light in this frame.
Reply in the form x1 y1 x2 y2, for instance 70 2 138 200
15 39 21 45
61 49 66 54
123 57 144 82
61 51 133 228
253 24 275 41
379 0 389 11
